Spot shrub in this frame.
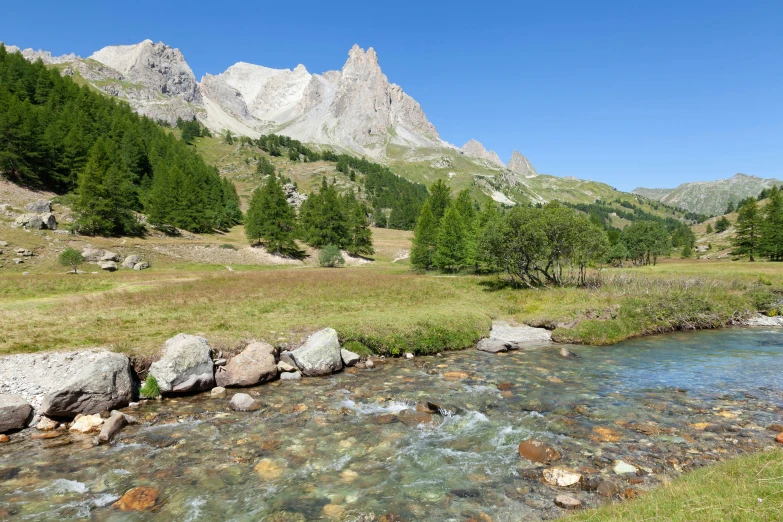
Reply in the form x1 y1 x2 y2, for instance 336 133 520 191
220 244 238 250
139 374 160 399
319 245 344 267
58 247 84 273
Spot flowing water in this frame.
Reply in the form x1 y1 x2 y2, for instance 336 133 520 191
1 328 783 521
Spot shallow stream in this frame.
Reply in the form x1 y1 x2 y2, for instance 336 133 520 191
1 328 782 521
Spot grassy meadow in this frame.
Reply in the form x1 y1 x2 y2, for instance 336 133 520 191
1 225 781 358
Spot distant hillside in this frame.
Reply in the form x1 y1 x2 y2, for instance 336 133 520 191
633 173 782 217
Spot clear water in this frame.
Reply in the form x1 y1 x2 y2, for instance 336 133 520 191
1 327 782 521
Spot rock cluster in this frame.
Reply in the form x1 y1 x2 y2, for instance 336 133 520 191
81 248 149 271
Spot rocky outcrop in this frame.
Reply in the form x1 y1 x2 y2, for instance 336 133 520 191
0 394 32 433
461 139 505 168
40 352 133 418
24 200 52 213
486 321 552 347
283 183 307 208
148 334 215 395
508 151 538 178
215 341 277 387
290 328 343 376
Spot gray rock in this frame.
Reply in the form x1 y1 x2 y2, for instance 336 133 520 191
488 321 552 348
559 347 579 359
215 341 277 387
98 410 127 443
0 241 7 247
229 393 261 411
148 334 215 395
0 394 33 433
81 248 104 262
213 358 227 367
277 361 297 372
99 261 118 271
280 371 302 381
210 386 227 398
341 349 361 367
24 200 52 213
122 255 142 269
40 213 57 230
279 351 298 368
133 262 150 271
14 213 43 229
100 251 120 262
40 352 133 418
477 338 515 353
365 359 375 369
16 248 33 256
290 328 343 376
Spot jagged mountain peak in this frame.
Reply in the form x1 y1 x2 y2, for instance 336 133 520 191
508 150 538 178
462 139 505 168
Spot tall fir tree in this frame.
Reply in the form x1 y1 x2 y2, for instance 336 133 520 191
245 174 299 255
344 191 375 257
428 179 452 222
411 199 438 269
731 199 763 261
73 137 141 236
433 204 466 272
453 189 478 268
761 186 783 261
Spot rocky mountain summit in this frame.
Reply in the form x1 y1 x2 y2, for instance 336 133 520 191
461 139 505 168
508 150 538 178
633 173 783 216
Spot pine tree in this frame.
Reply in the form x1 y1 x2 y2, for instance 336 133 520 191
715 216 731 233
245 174 299 255
411 200 438 269
428 179 452 222
706 223 714 234
453 189 478 268
760 186 783 261
73 137 141 236
433 204 466 272
731 199 763 261
299 178 349 248
344 191 374 257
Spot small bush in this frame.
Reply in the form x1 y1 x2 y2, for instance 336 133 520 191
139 374 160 399
319 245 344 268
220 244 238 250
58 247 83 273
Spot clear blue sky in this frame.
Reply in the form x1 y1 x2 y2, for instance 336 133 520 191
2 1 781 191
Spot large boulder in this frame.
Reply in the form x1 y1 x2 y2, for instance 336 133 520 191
100 261 118 271
40 352 133 418
485 321 552 348
0 394 32 433
133 262 149 271
81 248 104 262
100 251 120 262
148 334 215 395
290 328 343 376
122 255 143 269
341 349 361 367
24 200 52 213
477 338 516 353
15 213 43 229
216 341 277 387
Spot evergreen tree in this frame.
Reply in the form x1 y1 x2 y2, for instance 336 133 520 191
344 191 374 257
725 201 735 214
256 156 275 176
433 204 466 271
299 178 349 248
73 137 141 236
731 199 763 261
245 174 299 255
428 179 452 221
760 186 783 261
453 189 478 267
706 223 714 234
410 200 438 269
715 216 731 233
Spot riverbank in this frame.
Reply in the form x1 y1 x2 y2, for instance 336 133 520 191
1 328 781 519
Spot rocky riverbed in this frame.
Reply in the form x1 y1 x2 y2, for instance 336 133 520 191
0 327 781 520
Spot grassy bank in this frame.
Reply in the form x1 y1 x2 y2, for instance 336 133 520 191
0 252 780 357
570 450 783 521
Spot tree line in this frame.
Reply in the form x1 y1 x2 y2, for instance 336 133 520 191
0 44 241 235
245 173 374 259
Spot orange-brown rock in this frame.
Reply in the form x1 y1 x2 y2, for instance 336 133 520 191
113 487 160 512
0 435 8 443
776 432 783 445
518 439 562 463
590 426 622 442
443 371 470 380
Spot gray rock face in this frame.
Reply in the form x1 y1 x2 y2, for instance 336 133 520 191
462 139 505 168
122 255 142 269
229 393 261 411
40 213 57 230
508 151 538 178
15 213 43 229
148 334 215 395
216 341 277 387
291 328 343 376
0 394 32 433
746 314 783 327
40 352 133 418
341 349 361 367
81 248 105 262
279 351 298 368
24 200 52 213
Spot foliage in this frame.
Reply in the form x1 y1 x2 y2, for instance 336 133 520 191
139 374 160 399
318 244 344 267
58 247 83 273
410 199 437 269
621 221 671 265
715 216 731 233
0 45 241 234
731 198 762 261
433 203 467 271
706 223 713 234
245 173 301 256
760 186 783 261
176 117 209 144
256 156 275 176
